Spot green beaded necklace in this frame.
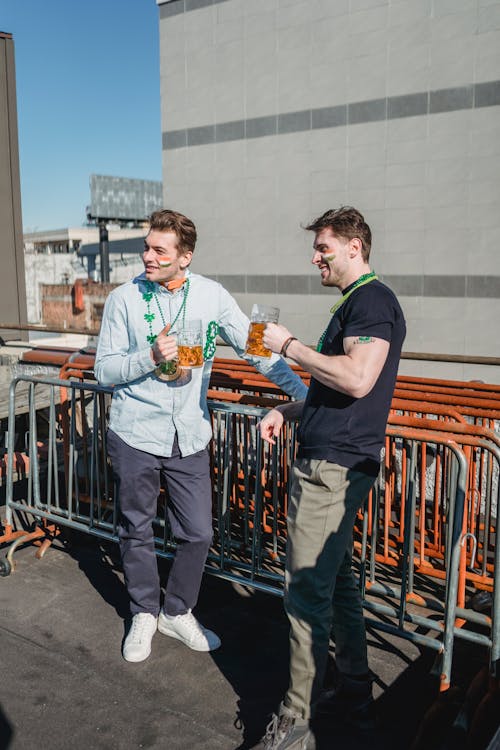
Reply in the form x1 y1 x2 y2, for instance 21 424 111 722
142 278 220 372
143 279 190 379
203 321 219 360
316 271 378 353
143 279 190 346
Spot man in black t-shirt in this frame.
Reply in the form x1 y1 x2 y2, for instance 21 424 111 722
256 207 406 750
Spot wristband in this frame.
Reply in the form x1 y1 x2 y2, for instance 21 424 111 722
280 336 297 358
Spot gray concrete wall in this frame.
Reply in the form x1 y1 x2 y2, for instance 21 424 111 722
158 0 500 382
0 33 27 340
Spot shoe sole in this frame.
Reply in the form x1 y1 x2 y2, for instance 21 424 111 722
157 621 220 652
293 732 314 749
122 646 152 663
267 730 313 749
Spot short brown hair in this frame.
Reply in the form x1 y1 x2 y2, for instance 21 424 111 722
148 209 197 257
305 206 372 261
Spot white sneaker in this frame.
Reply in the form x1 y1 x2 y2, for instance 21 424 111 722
158 609 221 652
122 612 158 662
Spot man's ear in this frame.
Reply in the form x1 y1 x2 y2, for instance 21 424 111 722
179 250 193 269
349 237 362 258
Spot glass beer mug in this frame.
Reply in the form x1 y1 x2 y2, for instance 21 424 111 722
177 320 204 368
245 304 279 358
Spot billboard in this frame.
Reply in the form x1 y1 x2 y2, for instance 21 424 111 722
88 174 163 222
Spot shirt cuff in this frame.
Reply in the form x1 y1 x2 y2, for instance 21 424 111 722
137 346 156 376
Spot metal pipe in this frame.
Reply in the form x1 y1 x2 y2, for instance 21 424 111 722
0 323 499 366
0 322 100 336
400 351 500 366
99 221 110 283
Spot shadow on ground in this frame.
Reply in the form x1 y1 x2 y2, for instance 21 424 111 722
11 530 496 750
0 703 14 750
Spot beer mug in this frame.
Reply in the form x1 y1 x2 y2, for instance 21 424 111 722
245 304 280 358
177 320 204 368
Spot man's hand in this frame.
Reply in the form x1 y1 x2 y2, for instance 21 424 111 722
151 323 178 364
258 408 285 445
263 323 293 355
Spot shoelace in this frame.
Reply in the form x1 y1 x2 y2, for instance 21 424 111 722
130 614 153 642
264 713 293 747
264 715 279 743
183 611 206 638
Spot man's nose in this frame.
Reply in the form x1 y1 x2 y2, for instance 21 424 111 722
311 250 321 265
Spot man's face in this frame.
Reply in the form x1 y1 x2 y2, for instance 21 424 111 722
143 230 192 283
311 228 351 288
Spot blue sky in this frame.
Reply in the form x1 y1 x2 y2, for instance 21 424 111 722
2 0 162 231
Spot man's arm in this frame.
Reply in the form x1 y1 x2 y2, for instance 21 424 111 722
259 399 305 445
263 323 389 399
216 286 308 401
94 292 157 386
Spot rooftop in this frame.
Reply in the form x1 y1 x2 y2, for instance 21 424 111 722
0 527 495 750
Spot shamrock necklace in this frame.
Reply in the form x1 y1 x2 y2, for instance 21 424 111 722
143 278 190 380
316 271 378 352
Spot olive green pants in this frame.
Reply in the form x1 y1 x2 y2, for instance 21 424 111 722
283 458 376 720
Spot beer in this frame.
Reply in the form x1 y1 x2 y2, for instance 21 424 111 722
178 345 204 368
245 322 271 357
177 320 204 368
245 304 279 357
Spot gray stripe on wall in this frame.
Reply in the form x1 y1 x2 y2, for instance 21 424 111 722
312 104 347 130
388 92 429 120
162 80 500 150
475 80 500 108
429 85 473 114
246 115 277 139
159 0 230 18
466 275 500 298
208 274 500 299
187 124 215 146
348 97 387 124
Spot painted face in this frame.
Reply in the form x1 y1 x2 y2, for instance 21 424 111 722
143 230 192 284
311 228 351 288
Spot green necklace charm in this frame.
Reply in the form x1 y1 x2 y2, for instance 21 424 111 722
316 272 378 353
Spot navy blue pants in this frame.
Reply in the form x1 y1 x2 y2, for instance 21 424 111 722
107 430 213 617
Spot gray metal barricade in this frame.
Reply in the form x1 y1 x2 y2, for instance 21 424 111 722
2 375 496 691
3 376 294 593
357 425 500 686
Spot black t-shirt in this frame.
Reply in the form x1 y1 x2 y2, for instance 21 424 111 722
297 279 406 476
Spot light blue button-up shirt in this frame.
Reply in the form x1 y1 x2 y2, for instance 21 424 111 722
94 270 307 457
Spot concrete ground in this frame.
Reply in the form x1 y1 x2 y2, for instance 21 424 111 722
0 528 496 750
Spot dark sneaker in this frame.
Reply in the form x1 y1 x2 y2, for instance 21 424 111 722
315 672 376 730
258 704 314 749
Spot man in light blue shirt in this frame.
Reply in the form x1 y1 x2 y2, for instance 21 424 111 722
95 209 307 662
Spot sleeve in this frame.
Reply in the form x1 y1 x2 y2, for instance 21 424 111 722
342 286 396 343
94 290 155 386
216 286 308 401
